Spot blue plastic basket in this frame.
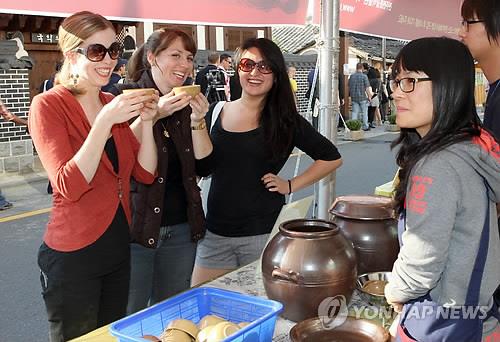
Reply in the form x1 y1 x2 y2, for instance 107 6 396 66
110 287 283 342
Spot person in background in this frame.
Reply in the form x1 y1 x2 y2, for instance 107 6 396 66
191 38 342 286
367 67 382 127
385 37 499 341
219 53 232 101
109 28 212 314
348 62 373 131
28 11 158 341
39 62 62 94
195 52 225 102
102 58 127 92
459 0 500 311
288 65 298 105
0 98 27 126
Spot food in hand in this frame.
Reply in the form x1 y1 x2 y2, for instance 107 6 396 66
173 85 201 97
122 88 156 96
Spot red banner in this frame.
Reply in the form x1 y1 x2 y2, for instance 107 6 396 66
318 0 463 41
1 0 462 40
0 0 309 26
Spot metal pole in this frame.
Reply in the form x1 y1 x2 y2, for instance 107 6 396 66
382 37 387 82
317 0 340 219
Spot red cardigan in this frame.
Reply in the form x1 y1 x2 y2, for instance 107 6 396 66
29 86 155 252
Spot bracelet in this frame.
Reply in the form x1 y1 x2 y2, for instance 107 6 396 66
191 120 207 130
288 179 292 195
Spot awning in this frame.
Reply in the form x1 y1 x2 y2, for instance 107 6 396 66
0 0 462 41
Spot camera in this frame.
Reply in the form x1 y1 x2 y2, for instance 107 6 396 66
206 69 225 88
205 69 227 102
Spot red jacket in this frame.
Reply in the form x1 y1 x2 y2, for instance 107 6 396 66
29 85 155 252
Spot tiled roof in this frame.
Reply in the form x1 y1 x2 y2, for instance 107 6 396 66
272 25 406 59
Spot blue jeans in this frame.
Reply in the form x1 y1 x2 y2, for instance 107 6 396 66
351 100 369 129
127 222 196 314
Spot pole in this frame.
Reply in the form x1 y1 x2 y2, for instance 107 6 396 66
316 0 340 219
382 37 387 82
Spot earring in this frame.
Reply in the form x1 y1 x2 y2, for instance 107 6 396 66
69 73 79 86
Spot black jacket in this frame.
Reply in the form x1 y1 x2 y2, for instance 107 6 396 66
110 71 209 246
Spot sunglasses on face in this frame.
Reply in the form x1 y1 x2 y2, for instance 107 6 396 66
75 42 123 62
238 58 273 74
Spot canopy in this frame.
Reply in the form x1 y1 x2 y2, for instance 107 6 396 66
1 0 462 41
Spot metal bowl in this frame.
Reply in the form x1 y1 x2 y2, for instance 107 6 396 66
356 272 392 307
290 316 389 342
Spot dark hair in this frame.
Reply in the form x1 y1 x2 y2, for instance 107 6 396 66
240 37 298 158
390 37 482 214
220 53 231 63
462 0 500 43
127 28 196 82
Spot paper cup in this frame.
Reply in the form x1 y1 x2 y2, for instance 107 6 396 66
172 85 201 97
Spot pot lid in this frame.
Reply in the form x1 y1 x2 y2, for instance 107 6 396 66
329 195 395 220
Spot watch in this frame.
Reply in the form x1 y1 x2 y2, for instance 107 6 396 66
191 120 207 130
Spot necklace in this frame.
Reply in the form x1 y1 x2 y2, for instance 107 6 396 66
160 121 169 138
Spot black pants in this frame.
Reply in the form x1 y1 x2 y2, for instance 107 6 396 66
368 106 376 125
40 260 130 342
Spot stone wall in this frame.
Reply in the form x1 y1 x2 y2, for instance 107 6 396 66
0 68 39 174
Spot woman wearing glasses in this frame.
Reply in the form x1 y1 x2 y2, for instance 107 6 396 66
384 37 500 341
28 11 158 341
191 38 342 285
108 29 212 314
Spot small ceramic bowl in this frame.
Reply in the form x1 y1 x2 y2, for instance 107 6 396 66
356 272 392 307
197 314 225 330
206 321 240 342
166 318 199 340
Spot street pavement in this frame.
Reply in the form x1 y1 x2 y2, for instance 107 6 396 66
0 125 399 341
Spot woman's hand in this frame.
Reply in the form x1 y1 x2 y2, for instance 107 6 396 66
189 93 209 124
99 90 155 126
140 93 160 122
262 173 289 195
157 90 191 119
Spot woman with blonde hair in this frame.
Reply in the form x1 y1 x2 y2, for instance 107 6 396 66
29 11 158 341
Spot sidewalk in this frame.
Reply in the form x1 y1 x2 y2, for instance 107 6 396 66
0 125 397 190
0 170 48 190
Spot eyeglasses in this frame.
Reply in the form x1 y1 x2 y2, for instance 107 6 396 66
390 77 432 93
460 19 484 31
238 58 273 74
75 42 123 62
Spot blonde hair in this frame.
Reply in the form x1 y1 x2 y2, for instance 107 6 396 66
56 11 115 94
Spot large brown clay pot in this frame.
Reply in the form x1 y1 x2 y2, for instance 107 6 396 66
329 195 399 275
261 219 357 322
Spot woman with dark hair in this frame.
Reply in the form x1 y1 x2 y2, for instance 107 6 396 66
28 11 157 341
191 38 342 285
384 37 500 341
367 67 382 127
109 28 212 314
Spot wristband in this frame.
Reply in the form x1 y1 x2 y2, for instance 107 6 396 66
288 179 292 195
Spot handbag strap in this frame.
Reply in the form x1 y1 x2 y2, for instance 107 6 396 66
210 101 225 133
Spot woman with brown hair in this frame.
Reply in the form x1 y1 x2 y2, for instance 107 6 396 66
28 11 158 341
109 28 212 314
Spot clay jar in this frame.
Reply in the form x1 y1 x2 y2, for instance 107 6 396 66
261 219 357 322
329 195 399 275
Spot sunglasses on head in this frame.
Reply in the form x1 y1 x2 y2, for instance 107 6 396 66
75 42 123 62
238 58 273 74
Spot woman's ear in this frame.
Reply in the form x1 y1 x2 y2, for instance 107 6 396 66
65 51 78 65
146 51 155 66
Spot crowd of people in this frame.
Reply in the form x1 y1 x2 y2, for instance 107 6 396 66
0 0 498 340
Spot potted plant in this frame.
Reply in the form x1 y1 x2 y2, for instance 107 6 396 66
385 114 400 132
344 119 364 141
